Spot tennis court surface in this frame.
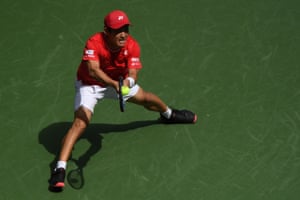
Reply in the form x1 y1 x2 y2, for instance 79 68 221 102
0 0 299 199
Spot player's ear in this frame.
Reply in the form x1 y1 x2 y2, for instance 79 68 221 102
104 26 108 34
104 26 111 35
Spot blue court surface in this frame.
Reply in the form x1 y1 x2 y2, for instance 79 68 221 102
0 0 299 199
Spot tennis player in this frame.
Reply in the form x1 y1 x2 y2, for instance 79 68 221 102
49 10 197 189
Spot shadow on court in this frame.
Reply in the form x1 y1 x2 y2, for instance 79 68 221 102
38 120 160 191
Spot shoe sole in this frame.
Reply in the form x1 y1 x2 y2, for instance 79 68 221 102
54 182 65 188
193 114 197 123
160 115 198 124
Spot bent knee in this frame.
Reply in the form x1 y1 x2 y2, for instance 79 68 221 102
72 118 88 130
73 107 92 128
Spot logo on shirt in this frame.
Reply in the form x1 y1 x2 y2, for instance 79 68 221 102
131 57 140 62
85 50 94 55
131 57 140 66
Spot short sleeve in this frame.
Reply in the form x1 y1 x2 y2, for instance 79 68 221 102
82 38 99 61
128 41 142 69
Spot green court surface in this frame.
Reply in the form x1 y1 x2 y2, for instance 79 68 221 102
0 0 299 199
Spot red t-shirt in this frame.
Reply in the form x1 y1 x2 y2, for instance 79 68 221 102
77 32 142 86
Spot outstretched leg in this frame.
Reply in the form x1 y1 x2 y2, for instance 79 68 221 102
128 87 168 112
128 87 197 123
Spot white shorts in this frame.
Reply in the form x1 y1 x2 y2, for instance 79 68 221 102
74 80 140 113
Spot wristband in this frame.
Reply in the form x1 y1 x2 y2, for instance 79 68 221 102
126 77 135 88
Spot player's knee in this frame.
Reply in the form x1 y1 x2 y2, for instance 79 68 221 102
74 107 91 128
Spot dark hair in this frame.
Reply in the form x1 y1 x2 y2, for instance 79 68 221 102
105 25 129 34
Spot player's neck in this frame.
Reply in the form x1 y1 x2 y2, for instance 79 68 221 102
107 45 121 53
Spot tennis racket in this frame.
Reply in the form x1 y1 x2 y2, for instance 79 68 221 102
118 76 125 112
67 159 84 190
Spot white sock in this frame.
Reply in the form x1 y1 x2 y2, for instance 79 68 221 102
161 107 172 119
56 161 67 170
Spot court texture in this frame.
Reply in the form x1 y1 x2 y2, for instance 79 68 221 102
0 0 299 199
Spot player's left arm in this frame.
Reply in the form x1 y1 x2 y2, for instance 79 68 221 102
125 40 142 87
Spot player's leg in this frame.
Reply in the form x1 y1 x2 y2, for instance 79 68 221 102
49 107 92 188
59 107 92 161
128 87 197 123
127 87 168 112
49 81 99 188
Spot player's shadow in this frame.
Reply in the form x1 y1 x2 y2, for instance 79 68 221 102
38 120 160 191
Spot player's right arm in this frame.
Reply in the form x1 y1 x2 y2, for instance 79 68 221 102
86 60 119 91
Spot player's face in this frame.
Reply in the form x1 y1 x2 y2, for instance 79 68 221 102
106 25 129 49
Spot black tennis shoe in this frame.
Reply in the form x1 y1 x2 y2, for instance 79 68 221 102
49 168 65 188
160 109 197 124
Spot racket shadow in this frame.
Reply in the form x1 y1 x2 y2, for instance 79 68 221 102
39 119 160 190
67 158 85 190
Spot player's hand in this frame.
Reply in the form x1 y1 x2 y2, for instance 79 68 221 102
123 79 130 87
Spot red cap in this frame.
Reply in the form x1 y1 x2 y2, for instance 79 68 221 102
104 10 131 29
